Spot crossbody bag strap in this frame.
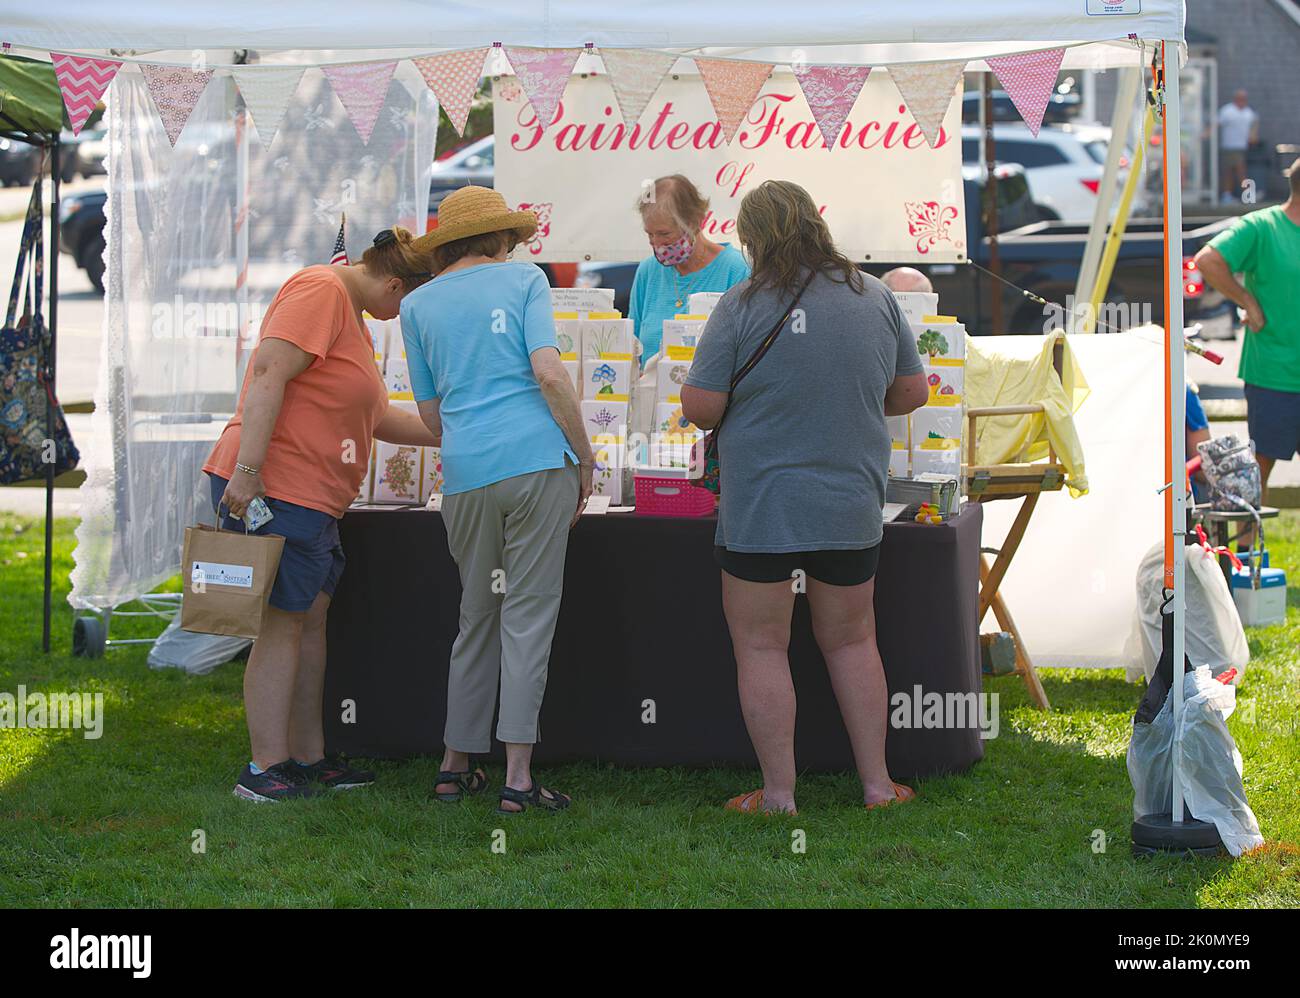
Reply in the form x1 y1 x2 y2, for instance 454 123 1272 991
712 269 815 437
6 184 41 329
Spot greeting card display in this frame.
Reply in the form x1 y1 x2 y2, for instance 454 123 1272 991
582 400 629 442
657 357 693 403
662 318 708 354
590 437 628 504
911 406 964 455
562 358 580 393
910 445 961 478
584 358 633 400
372 442 422 503
688 292 724 316
909 320 967 366
889 447 910 478
886 415 910 478
384 355 413 400
550 287 615 314
922 362 964 407
891 292 939 325
356 448 376 503
553 316 583 358
652 402 701 468
582 316 636 360
420 447 444 503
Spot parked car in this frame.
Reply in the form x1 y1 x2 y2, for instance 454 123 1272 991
58 188 107 293
961 90 1082 127
0 135 41 186
962 123 1117 222
58 126 108 181
429 134 493 210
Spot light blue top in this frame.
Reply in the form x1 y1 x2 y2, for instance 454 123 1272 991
401 261 575 496
628 243 750 362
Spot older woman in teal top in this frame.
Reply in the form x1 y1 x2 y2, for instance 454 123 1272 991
401 187 593 815
628 174 750 363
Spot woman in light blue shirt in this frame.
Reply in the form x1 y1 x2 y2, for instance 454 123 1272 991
628 175 750 363
401 187 593 815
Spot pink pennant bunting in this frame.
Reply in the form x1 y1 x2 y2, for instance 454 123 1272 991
599 48 676 126
887 60 966 149
412 48 488 137
503 47 580 131
986 48 1065 138
794 65 871 151
50 53 121 136
323 61 398 144
139 64 214 147
694 58 773 145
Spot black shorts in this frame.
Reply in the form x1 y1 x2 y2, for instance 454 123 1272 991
713 544 881 586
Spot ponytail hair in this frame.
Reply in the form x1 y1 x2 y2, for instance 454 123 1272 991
359 227 434 291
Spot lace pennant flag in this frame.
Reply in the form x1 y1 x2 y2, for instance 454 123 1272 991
985 48 1065 137
50 53 121 136
695 58 773 144
503 47 580 131
139 64 215 147
887 60 967 148
232 66 305 151
411 49 488 137
794 65 871 151
599 48 676 126
323 61 398 144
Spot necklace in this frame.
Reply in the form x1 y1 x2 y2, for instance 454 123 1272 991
673 267 701 309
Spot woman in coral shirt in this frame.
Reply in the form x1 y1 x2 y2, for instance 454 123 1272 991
204 227 436 802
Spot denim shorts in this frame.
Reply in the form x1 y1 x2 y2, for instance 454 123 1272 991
713 544 881 586
1244 383 1300 461
208 474 345 613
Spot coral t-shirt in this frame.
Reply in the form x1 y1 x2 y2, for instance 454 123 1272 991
204 266 388 518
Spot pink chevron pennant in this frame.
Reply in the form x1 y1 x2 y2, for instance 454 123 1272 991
323 61 398 144
599 48 676 126
50 53 121 135
985 48 1065 137
503 47 580 131
139 64 215 147
411 49 488 137
887 60 966 148
695 58 773 144
793 64 871 151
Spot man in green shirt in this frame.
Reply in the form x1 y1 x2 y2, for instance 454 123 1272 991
1195 158 1300 539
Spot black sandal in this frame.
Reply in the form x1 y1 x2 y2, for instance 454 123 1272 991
434 763 488 802
495 783 571 815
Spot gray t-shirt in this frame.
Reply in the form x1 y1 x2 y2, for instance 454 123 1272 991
685 268 922 552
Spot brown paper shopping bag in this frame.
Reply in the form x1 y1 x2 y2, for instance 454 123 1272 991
180 520 285 639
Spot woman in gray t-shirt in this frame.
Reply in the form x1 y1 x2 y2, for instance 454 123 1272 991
682 180 929 816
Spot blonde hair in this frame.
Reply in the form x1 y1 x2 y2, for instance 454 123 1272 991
636 174 709 235
736 180 863 301
359 227 434 291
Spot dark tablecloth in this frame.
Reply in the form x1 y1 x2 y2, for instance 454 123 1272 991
324 503 984 778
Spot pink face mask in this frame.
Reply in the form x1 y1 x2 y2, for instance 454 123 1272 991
653 232 694 267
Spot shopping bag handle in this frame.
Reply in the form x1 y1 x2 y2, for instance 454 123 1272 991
214 501 250 534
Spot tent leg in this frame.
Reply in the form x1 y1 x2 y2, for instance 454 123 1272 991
43 140 61 655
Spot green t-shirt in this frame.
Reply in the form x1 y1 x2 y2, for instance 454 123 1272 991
1208 205 1300 392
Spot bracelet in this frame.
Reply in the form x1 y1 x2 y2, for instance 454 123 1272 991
234 462 260 477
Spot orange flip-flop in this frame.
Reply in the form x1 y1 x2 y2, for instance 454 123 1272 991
724 789 797 816
865 782 916 810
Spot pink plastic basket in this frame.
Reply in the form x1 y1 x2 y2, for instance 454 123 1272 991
634 473 716 517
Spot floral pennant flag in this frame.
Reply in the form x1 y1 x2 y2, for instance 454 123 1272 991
323 61 398 144
694 58 773 144
50 53 121 135
793 64 871 151
503 47 580 131
887 60 966 148
411 48 488 136
599 48 675 126
232 66 305 151
139 63 215 147
985 48 1065 138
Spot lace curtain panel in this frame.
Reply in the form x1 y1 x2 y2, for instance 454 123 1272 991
70 65 438 610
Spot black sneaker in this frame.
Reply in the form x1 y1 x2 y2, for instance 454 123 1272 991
233 762 319 802
297 755 375 790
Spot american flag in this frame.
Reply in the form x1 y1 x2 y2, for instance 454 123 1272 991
329 212 348 265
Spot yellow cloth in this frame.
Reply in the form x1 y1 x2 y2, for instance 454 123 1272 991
964 331 1090 496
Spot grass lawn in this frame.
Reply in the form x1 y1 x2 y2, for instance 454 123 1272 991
1 510 1297 908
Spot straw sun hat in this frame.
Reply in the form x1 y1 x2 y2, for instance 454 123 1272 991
414 185 538 252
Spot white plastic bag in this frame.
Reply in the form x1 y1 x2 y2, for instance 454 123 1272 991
1124 540 1248 683
1127 666 1264 857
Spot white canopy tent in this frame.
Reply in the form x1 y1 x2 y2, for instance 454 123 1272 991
3 1 1195 823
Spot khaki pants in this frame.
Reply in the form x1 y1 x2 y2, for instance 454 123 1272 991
440 463 579 750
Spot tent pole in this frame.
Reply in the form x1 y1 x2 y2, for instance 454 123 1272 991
1162 43 1189 824
44 138 60 654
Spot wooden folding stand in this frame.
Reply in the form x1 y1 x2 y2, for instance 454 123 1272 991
963 403 1063 711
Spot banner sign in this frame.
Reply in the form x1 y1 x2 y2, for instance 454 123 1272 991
492 71 966 264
